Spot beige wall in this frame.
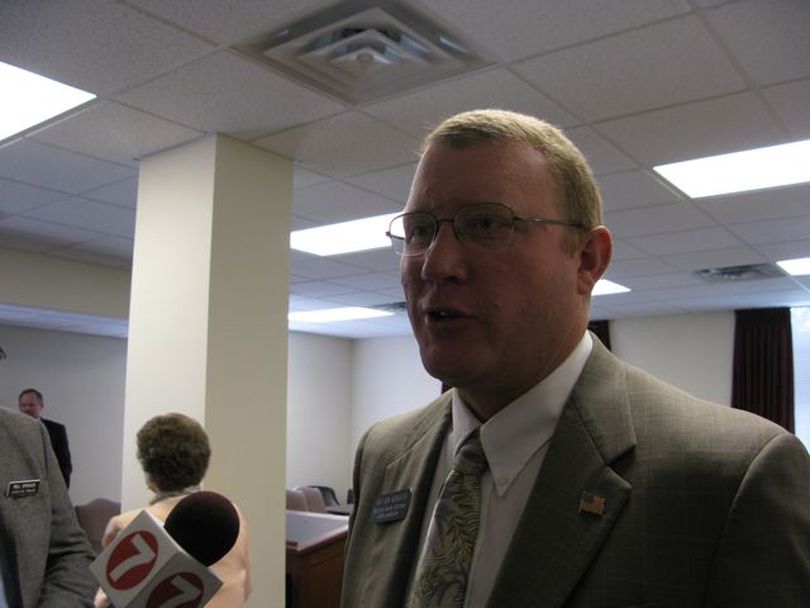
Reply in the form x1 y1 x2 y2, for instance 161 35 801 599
0 323 126 506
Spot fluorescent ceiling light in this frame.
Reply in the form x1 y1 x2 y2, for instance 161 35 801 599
291 212 399 256
592 279 630 296
777 257 810 276
0 61 96 141
288 307 394 323
653 140 810 198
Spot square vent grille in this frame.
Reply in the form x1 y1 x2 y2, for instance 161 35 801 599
236 0 490 103
694 263 787 283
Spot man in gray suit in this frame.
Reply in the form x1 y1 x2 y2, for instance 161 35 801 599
342 109 809 607
0 407 95 606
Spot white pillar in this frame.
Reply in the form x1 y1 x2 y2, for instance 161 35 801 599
123 134 291 607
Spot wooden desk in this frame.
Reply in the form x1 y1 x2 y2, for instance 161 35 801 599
286 511 349 608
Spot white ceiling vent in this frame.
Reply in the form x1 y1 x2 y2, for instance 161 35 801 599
236 1 490 103
694 263 787 283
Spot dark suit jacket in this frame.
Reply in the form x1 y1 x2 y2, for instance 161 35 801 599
42 418 72 488
342 338 810 607
0 407 95 606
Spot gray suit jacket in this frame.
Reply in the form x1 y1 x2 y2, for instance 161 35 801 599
342 339 810 607
0 407 95 607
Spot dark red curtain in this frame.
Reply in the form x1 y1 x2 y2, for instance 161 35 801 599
732 308 794 432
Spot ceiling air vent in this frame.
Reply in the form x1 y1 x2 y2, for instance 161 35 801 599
694 263 787 283
236 0 490 103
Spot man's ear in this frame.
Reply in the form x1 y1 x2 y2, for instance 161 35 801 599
577 226 612 295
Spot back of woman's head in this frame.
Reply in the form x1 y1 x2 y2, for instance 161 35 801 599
137 413 211 492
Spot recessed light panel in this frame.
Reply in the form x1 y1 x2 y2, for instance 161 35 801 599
654 140 810 198
0 61 96 142
291 212 399 256
777 257 810 277
592 279 630 296
289 307 394 323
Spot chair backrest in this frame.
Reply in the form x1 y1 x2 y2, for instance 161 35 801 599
74 497 121 554
294 485 326 513
310 485 340 506
286 488 309 511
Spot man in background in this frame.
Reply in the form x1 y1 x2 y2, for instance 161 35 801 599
0 406 95 606
342 109 809 607
18 388 73 488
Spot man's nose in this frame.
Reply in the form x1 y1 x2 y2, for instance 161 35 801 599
420 221 467 281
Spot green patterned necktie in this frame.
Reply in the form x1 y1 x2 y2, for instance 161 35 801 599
408 430 489 608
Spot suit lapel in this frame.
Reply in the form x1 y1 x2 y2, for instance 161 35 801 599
488 339 636 608
362 399 452 605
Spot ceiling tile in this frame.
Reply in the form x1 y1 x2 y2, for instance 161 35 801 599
597 91 784 166
756 239 810 263
0 140 135 195
705 0 810 85
128 0 327 44
604 257 677 278
567 127 637 175
85 178 139 209
514 15 744 121
328 291 403 307
363 67 578 137
331 272 400 291
728 216 810 246
23 197 135 238
345 164 417 205
0 0 214 95
695 183 810 225
48 247 131 269
293 166 332 189
610 240 648 261
289 254 368 280
0 215 102 246
64 235 134 259
606 203 717 238
255 111 420 178
30 101 203 166
115 51 346 139
619 272 705 292
762 79 810 139
293 181 401 224
665 246 766 271
627 226 744 256
597 170 683 212
331 249 401 273
422 0 690 62
289 281 356 298
0 179 68 215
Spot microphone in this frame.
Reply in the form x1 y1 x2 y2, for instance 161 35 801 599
165 491 240 566
90 491 240 607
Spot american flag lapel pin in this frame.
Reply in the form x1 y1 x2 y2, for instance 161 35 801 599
578 491 606 516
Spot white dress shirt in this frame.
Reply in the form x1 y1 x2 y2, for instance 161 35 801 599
411 332 593 607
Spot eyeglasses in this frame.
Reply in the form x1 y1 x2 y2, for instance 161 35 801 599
386 202 585 257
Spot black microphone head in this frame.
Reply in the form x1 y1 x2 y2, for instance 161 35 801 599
164 490 240 566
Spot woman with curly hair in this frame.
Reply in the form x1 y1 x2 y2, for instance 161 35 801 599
95 413 251 607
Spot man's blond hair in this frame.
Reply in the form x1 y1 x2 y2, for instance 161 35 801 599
424 109 603 240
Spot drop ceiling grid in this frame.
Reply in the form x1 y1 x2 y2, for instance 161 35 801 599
0 0 807 338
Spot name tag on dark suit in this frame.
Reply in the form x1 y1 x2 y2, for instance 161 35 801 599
6 479 41 498
372 489 411 524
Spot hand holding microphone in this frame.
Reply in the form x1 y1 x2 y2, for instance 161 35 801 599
91 491 240 608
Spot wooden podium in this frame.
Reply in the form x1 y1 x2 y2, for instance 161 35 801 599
286 511 349 608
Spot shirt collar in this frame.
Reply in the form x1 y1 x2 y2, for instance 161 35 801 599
451 332 593 495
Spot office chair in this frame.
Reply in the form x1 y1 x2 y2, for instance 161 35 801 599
310 485 340 507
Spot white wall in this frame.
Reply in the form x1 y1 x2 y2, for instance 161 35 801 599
610 311 735 405
0 311 738 512
0 323 126 506
350 335 441 450
286 332 353 501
